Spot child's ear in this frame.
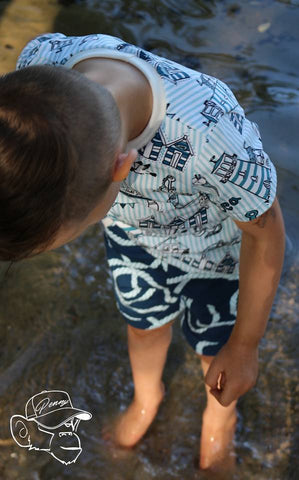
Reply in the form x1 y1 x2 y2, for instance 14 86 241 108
112 149 138 182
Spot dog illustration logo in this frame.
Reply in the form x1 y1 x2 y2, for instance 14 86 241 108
10 390 92 465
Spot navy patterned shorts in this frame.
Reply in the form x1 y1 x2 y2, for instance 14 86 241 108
104 225 239 356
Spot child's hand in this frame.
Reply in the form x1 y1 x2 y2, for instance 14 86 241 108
204 340 259 406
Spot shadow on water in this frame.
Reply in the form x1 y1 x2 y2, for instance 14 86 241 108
54 0 109 36
0 1 11 18
0 0 298 479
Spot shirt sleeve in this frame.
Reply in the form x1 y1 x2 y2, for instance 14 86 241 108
16 32 125 70
195 111 277 222
16 33 64 69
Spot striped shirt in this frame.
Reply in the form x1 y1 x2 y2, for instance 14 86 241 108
17 33 277 279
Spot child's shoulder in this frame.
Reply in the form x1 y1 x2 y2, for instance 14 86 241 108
16 33 125 70
16 32 239 117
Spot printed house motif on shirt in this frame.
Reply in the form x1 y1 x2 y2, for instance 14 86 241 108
138 49 190 84
138 208 208 236
215 253 237 274
49 39 73 53
178 253 214 272
117 44 190 84
243 143 270 167
140 130 194 171
230 112 244 134
201 100 224 127
210 152 272 202
177 252 237 274
197 74 217 91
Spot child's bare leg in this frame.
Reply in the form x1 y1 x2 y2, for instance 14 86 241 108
199 354 237 472
114 321 173 447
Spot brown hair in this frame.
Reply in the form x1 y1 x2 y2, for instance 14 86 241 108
0 65 121 261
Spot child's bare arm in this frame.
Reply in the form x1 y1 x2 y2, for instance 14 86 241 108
205 197 285 406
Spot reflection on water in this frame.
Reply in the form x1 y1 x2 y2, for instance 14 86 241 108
0 0 298 479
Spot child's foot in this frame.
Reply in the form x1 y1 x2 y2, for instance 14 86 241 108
199 407 237 473
113 382 165 448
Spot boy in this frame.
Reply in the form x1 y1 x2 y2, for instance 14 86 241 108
0 33 285 471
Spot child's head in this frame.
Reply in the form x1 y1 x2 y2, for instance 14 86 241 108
0 64 130 261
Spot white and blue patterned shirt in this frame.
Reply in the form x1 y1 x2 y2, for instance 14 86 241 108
17 33 277 279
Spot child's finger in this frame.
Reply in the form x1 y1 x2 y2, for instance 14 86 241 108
217 372 222 390
212 380 239 407
208 372 226 405
217 371 226 391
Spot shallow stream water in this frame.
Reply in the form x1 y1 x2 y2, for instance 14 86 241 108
0 0 298 479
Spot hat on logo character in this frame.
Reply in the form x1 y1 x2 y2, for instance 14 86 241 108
25 390 92 429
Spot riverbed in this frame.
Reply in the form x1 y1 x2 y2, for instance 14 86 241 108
0 1 298 478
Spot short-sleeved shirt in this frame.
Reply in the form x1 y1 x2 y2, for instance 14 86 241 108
17 33 277 279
